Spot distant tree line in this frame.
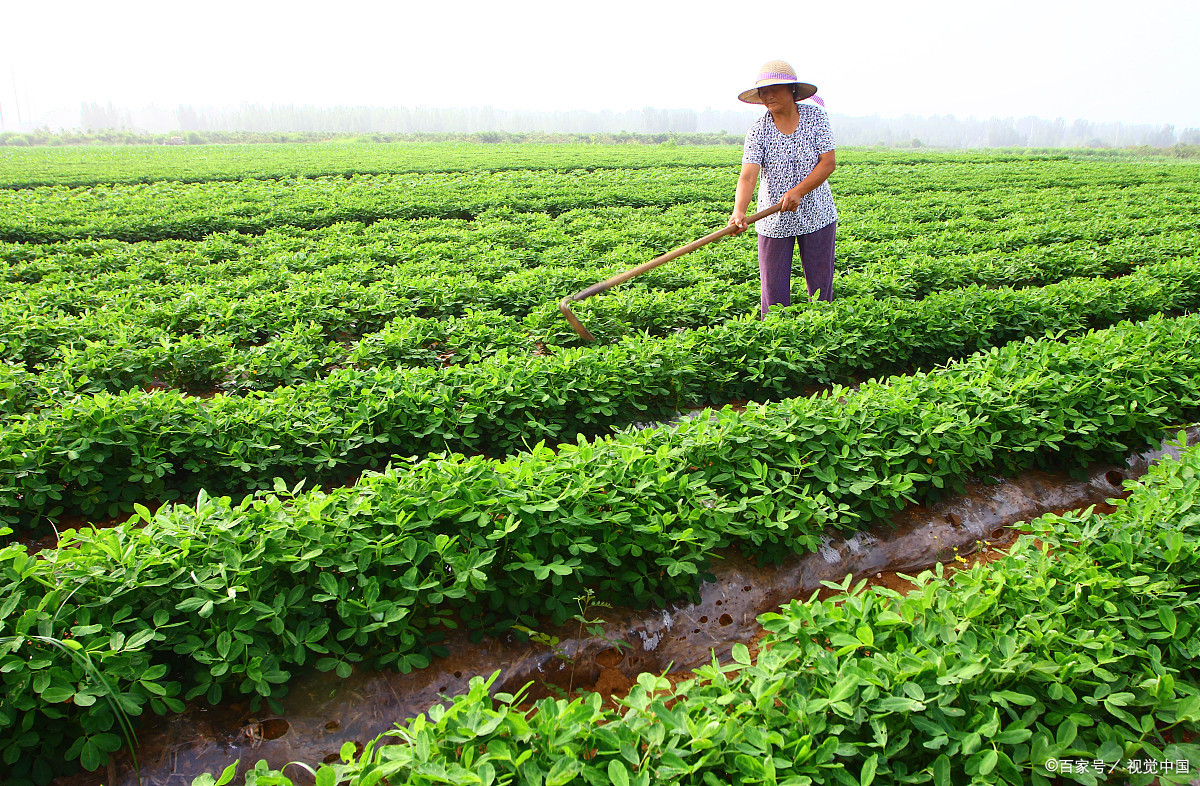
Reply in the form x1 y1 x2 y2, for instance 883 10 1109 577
167 103 1200 149
834 114 1198 149
1 101 1195 151
171 104 711 136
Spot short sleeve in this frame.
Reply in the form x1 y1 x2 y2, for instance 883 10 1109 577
812 110 835 155
742 124 764 166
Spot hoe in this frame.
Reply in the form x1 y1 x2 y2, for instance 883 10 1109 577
558 203 782 341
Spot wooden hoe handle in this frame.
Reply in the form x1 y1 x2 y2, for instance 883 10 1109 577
558 203 783 341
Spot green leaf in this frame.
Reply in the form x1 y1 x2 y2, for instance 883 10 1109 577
1104 692 1136 711
1056 718 1077 750
546 757 583 786
1097 740 1123 763
214 761 239 786
991 690 1037 706
993 727 1033 745
608 760 632 786
125 628 156 650
977 749 997 775
877 696 924 713
828 677 859 703
176 597 207 613
341 740 357 763
1158 607 1178 635
933 754 951 786
319 572 339 597
40 684 74 703
861 753 878 786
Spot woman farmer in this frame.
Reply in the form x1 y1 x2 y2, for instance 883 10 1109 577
728 60 838 314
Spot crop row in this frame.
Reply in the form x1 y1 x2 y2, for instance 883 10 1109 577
3 314 1199 780
1 168 736 243
4 261 1200 531
2 187 1193 364
0 253 1197 420
0 247 747 359
217 435 1200 786
0 208 743 329
0 142 747 190
0 204 735 281
5 227 1188 360
4 196 1193 311
2 158 1196 244
5 193 1195 296
0 144 1103 191
5 233 1192 401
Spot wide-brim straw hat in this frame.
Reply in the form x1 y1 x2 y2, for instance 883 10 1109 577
738 59 817 105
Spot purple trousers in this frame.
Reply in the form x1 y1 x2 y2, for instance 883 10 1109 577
758 221 837 316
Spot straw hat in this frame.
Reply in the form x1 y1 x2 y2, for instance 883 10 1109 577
738 59 817 105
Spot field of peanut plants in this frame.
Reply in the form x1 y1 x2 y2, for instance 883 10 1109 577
1 142 1199 786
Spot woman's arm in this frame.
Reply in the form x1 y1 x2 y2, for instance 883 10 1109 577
728 162 761 234
779 151 836 212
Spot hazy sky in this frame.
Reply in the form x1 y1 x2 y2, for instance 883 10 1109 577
4 0 1199 131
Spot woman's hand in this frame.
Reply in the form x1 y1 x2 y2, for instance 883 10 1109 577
780 185 805 212
782 152 836 212
731 162 760 235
